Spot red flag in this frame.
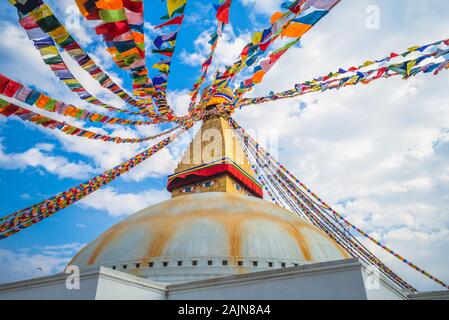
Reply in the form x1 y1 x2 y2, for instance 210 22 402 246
374 67 388 79
259 39 272 51
95 21 130 41
0 74 10 93
154 15 184 29
216 0 231 24
0 104 20 117
390 52 399 59
3 80 22 98
269 48 287 65
123 0 143 13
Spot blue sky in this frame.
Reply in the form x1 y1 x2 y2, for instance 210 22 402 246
1 0 449 291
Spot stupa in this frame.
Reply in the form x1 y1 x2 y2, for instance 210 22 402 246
68 87 350 283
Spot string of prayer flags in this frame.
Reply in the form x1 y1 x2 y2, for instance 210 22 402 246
208 3 290 91
0 123 193 239
17 12 137 115
235 0 341 97
236 38 449 110
187 32 220 112
0 98 180 144
122 0 156 100
149 1 189 119
9 0 152 116
212 0 340 95
188 0 233 113
75 0 157 100
0 74 172 126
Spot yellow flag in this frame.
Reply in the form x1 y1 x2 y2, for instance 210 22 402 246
252 32 262 45
363 61 375 67
167 0 186 18
39 46 59 56
408 46 420 52
406 60 417 75
30 4 52 20
48 26 67 39
153 63 170 73
347 75 359 85
63 79 79 85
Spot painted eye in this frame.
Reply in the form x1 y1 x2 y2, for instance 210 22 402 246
182 186 193 193
202 180 215 188
234 183 242 191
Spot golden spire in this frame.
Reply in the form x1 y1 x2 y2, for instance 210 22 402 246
167 88 263 198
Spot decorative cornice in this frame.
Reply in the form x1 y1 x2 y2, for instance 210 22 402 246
167 157 263 197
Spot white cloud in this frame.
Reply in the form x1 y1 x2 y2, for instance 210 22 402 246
180 26 251 73
1 114 186 183
0 243 84 283
51 126 181 181
183 2 215 28
239 0 283 15
78 186 170 216
124 147 179 182
167 89 191 115
0 140 96 180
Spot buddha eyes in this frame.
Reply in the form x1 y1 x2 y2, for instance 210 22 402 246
181 180 214 193
234 183 242 191
202 180 215 188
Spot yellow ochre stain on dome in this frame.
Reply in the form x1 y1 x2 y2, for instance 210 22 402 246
82 194 340 266
87 222 128 265
291 219 351 259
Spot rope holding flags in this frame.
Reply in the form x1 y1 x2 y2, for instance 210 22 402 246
234 0 342 99
0 122 194 239
8 0 154 116
188 0 233 113
0 74 173 126
236 38 449 110
76 0 157 102
233 120 416 291
211 0 341 96
0 98 180 144
230 117 449 291
149 0 189 119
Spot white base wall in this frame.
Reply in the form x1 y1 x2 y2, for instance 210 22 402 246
0 259 446 300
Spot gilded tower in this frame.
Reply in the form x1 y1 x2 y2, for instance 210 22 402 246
168 116 263 198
